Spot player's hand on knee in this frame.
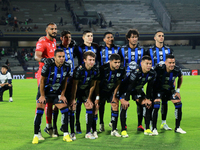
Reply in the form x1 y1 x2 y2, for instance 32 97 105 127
85 99 93 108
174 92 181 100
120 99 129 110
59 95 67 104
71 100 77 111
38 96 46 104
142 99 152 109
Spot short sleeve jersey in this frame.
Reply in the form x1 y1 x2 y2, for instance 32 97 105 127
58 43 75 76
41 62 71 94
119 44 145 75
73 64 99 90
98 63 125 92
0 71 12 84
35 37 57 69
99 44 121 66
146 45 173 67
74 43 99 66
153 63 182 91
122 66 156 100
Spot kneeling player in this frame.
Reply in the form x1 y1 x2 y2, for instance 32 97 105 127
151 54 186 135
71 51 99 139
96 54 125 137
32 49 72 144
119 55 156 137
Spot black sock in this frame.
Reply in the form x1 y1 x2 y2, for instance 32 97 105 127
120 106 127 131
136 101 143 126
69 110 75 133
174 102 182 129
34 108 44 134
92 114 98 132
111 110 118 131
144 105 151 129
60 107 69 132
99 101 105 124
152 102 160 129
86 109 93 133
9 86 13 97
75 100 82 125
53 110 59 129
161 101 168 120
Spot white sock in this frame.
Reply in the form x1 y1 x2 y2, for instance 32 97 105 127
34 134 38 138
162 120 166 124
64 132 69 136
46 124 52 128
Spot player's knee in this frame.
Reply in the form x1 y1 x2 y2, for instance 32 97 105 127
85 102 93 109
111 102 118 111
174 101 182 108
154 99 161 103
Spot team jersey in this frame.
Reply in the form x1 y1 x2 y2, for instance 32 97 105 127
73 63 99 90
98 63 125 92
74 43 99 66
41 61 71 94
35 36 57 69
153 63 182 92
58 43 75 76
119 44 145 75
121 65 156 100
0 71 12 84
146 44 173 66
99 44 121 66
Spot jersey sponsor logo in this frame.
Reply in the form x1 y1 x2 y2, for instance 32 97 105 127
131 52 135 55
165 50 169 54
36 43 42 49
159 51 163 55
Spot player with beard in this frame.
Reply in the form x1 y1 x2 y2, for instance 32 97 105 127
151 54 186 135
96 54 125 137
32 49 72 144
118 29 146 132
35 22 57 139
73 30 99 134
146 31 174 131
98 32 121 132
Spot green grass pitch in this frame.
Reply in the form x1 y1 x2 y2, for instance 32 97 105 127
0 76 200 150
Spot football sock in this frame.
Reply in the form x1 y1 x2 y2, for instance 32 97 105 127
144 105 151 129
152 102 160 129
75 100 82 125
174 102 182 129
69 110 75 133
34 108 44 134
120 107 127 131
92 114 98 132
52 110 59 129
136 101 143 126
111 110 118 131
161 101 168 121
99 101 106 124
86 109 93 133
60 107 69 132
45 102 53 124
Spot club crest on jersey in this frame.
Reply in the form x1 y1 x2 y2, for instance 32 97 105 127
79 65 82 69
116 73 121 77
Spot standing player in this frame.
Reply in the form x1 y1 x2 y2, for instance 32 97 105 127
50 30 76 138
73 30 99 134
0 64 13 102
119 29 146 131
151 54 186 135
32 49 71 144
96 54 125 137
98 32 121 132
34 22 57 139
119 55 156 137
71 51 99 139
146 30 173 131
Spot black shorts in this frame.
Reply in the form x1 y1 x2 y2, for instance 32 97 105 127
65 77 73 103
130 90 146 101
153 89 179 101
99 90 115 104
76 88 96 103
36 89 65 105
